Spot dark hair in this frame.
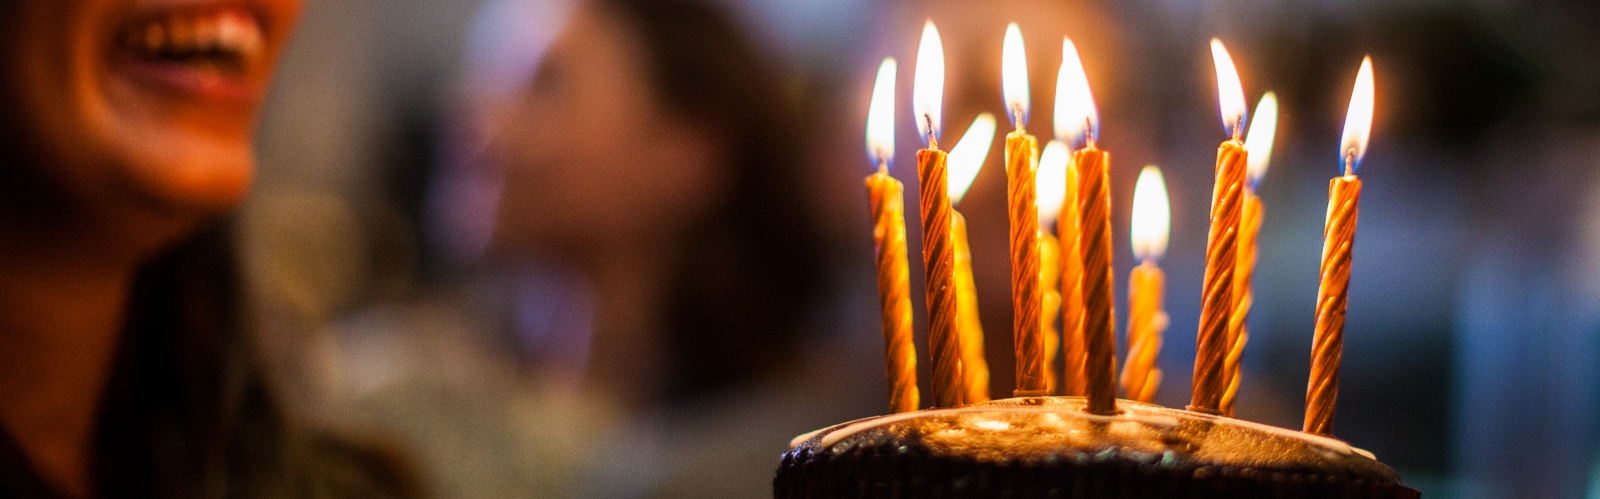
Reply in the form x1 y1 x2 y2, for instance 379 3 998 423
6 223 425 498
601 0 829 397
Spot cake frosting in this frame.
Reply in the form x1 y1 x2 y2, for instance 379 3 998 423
776 396 1417 498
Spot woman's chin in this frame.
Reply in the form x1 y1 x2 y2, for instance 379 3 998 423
113 137 254 224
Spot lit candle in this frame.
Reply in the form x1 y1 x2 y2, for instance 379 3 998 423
948 113 999 405
1222 92 1279 416
1036 140 1071 395
1306 57 1374 436
863 58 918 413
1051 58 1087 395
1122 166 1170 403
912 21 962 408
1056 37 1117 414
1190 39 1249 414
1002 23 1046 397
1058 153 1087 397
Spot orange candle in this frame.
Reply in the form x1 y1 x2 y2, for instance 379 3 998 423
947 114 998 404
1036 140 1071 395
1190 39 1249 414
1222 194 1258 414
1223 92 1278 416
863 59 918 413
1055 37 1117 414
1039 232 1060 395
1306 57 1374 436
951 213 986 404
1001 24 1046 397
1074 142 1115 413
1056 148 1087 397
912 22 961 408
1122 166 1170 403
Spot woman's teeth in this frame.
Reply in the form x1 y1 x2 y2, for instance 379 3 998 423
123 11 263 71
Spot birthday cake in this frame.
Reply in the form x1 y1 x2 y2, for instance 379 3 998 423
775 396 1418 498
808 17 1404 499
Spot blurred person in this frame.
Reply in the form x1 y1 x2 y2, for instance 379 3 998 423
0 0 422 497
489 0 825 407
332 0 852 496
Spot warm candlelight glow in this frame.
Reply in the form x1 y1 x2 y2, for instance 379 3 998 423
1130 166 1170 262
1209 39 1247 138
1001 34 1045 394
948 113 997 405
1037 139 1066 394
1001 23 1030 126
863 55 917 412
948 113 998 204
1036 140 1069 225
1340 57 1375 174
866 58 897 167
1227 92 1274 416
1052 38 1097 148
913 21 945 144
912 28 958 406
1193 41 1250 413
1244 92 1278 187
1307 57 1375 434
947 114 997 406
1124 168 1169 404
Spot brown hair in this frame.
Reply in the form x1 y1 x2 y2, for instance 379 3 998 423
602 0 830 397
0 224 425 498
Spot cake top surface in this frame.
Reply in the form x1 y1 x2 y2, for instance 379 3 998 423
789 396 1401 485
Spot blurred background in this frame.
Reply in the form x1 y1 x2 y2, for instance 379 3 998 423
242 0 1600 497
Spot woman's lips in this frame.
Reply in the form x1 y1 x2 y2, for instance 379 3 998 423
112 9 267 103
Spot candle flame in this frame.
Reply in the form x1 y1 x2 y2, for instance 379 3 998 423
947 113 997 205
866 58 897 169
913 21 945 145
1002 23 1030 127
1130 166 1170 262
1210 39 1247 139
1340 57 1374 175
1052 37 1098 149
1035 140 1069 225
1244 91 1278 187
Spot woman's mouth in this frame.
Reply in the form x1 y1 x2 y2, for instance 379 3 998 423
114 9 267 102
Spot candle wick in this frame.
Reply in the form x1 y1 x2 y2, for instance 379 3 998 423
878 159 889 176
1344 149 1356 176
1083 117 1096 149
924 113 938 149
1013 105 1025 132
1231 113 1244 142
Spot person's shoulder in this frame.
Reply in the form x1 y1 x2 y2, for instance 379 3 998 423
226 385 430 499
290 429 430 499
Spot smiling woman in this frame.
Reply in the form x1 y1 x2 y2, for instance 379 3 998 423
0 1 421 498
0 3 285 219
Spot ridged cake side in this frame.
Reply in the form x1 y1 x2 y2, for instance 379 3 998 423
776 397 1418 499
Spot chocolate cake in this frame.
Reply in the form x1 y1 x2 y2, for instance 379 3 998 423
776 397 1418 498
